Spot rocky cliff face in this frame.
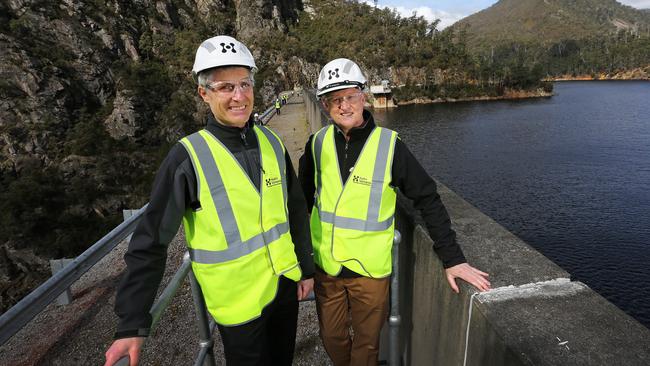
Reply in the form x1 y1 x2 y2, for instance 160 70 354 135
0 0 318 313
235 0 302 41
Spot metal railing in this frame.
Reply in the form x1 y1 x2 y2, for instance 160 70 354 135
257 94 290 126
389 230 402 366
115 253 217 366
0 204 148 346
258 104 277 124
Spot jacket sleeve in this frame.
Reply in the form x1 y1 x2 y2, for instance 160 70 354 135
285 151 315 279
113 144 195 339
391 138 466 268
298 135 316 213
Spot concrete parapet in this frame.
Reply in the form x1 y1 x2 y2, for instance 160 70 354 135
402 179 650 366
302 90 329 131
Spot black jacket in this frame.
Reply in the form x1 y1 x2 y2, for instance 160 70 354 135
298 110 465 277
114 112 314 338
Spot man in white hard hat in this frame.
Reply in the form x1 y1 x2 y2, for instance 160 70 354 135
299 58 491 366
104 35 314 366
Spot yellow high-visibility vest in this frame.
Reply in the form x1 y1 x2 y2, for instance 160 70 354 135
180 126 301 326
310 125 398 278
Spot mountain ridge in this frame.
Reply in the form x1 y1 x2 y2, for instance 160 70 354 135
456 0 650 47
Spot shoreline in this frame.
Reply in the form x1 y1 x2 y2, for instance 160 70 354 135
551 77 650 81
396 89 553 106
550 67 649 81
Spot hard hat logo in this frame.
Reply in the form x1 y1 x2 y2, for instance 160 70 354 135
220 42 236 53
328 68 340 80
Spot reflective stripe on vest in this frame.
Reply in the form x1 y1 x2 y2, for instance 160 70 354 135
180 126 301 325
311 125 397 278
189 221 289 263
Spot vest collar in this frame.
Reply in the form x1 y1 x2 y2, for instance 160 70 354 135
206 112 254 137
333 110 376 142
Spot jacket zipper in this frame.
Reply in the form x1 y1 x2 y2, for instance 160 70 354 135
343 140 349 178
240 129 259 193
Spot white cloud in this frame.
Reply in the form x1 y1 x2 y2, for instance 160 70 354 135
392 6 466 29
361 1 467 29
618 0 650 9
362 0 650 32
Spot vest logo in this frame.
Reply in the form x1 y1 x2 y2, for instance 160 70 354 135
352 175 372 186
265 177 282 187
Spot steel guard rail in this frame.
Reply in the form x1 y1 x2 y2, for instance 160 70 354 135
259 104 276 124
0 204 149 346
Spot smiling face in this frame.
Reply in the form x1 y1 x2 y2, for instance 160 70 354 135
198 66 253 128
322 87 366 137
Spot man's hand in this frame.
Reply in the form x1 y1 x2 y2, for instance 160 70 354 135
297 278 314 300
445 263 491 293
104 337 144 366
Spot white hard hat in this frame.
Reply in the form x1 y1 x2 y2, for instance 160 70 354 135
192 35 257 83
316 58 367 97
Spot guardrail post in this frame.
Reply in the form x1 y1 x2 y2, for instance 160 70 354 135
49 259 73 305
122 209 139 242
0 204 148 346
389 230 402 366
189 270 216 366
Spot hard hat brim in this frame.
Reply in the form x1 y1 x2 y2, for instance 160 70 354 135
316 82 365 97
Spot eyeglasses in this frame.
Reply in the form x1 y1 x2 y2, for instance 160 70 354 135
324 92 364 107
205 77 254 95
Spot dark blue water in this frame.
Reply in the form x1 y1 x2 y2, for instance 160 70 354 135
375 81 650 328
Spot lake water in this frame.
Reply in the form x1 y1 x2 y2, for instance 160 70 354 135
375 81 650 328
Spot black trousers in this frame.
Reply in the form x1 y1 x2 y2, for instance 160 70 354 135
217 276 298 366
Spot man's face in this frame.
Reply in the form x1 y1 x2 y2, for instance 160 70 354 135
198 66 253 128
322 87 365 134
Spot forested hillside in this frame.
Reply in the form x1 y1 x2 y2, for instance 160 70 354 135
267 0 551 101
457 0 650 77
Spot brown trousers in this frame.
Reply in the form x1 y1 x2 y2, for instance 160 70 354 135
314 269 390 366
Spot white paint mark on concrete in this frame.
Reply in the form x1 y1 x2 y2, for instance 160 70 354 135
476 278 587 303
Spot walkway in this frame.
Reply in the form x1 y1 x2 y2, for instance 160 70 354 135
265 94 311 172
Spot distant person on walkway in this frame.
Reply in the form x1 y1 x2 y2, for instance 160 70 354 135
298 58 491 366
275 98 282 115
104 35 314 366
253 112 260 125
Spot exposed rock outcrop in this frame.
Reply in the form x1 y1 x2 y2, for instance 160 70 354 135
103 90 139 140
0 243 49 313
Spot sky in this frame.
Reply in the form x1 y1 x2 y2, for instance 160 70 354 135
372 0 650 29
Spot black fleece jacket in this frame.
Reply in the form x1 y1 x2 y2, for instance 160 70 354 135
298 110 465 277
113 112 314 339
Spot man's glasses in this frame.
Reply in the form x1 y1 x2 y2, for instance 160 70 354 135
324 92 363 107
205 77 254 95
